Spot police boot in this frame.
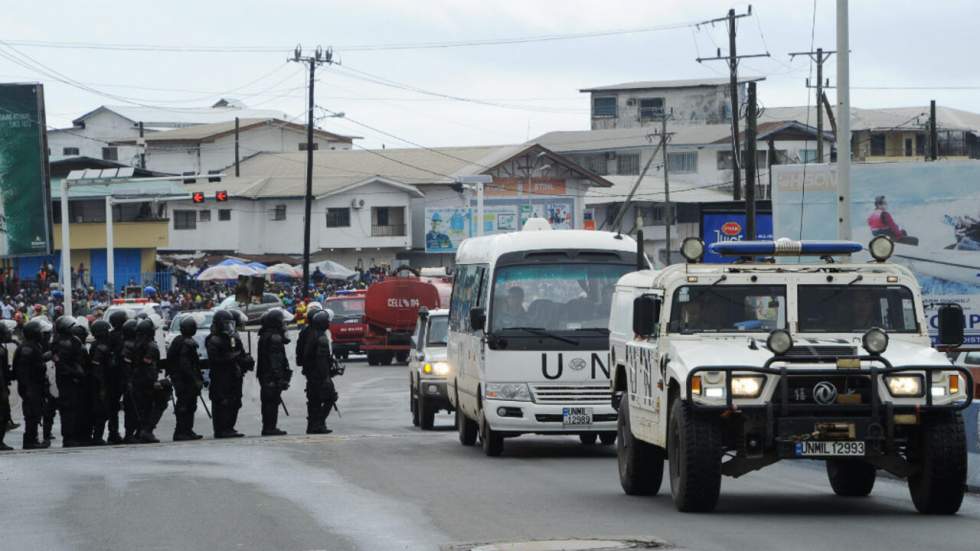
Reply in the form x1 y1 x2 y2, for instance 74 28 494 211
0 431 12 451
306 402 320 434
137 430 159 444
23 433 49 450
6 419 19 431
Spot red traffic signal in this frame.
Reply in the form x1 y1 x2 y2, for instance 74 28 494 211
191 192 205 204
215 191 228 202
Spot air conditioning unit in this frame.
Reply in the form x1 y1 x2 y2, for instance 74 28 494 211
626 98 637 106
351 198 365 209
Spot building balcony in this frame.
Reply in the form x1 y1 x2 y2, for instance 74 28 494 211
371 224 406 237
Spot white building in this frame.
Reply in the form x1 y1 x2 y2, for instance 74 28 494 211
47 100 288 165
161 143 612 268
111 118 355 176
581 77 764 130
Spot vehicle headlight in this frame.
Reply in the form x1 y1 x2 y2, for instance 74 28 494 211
731 375 766 398
485 383 532 402
423 361 450 376
862 327 889 355
767 329 794 355
885 375 923 397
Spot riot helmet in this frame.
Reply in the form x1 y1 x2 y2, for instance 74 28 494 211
212 310 236 336
261 309 286 332
179 316 198 337
122 319 139 339
136 318 155 339
90 320 111 340
54 315 76 336
108 309 128 329
311 310 332 331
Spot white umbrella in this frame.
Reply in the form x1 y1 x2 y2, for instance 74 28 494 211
266 263 301 278
196 264 259 281
308 259 356 280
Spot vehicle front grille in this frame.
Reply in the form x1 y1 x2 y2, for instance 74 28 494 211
531 384 611 404
782 345 857 357
535 414 618 423
776 374 873 405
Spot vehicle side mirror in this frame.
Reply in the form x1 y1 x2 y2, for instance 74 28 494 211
633 296 660 338
937 304 965 347
470 307 486 332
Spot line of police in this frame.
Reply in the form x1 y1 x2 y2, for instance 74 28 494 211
0 303 339 451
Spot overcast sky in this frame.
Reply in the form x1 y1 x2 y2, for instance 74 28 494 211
3 0 978 149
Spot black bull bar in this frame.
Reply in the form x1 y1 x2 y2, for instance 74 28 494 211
685 354 975 416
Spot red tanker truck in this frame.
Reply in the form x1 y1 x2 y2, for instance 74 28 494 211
361 268 448 366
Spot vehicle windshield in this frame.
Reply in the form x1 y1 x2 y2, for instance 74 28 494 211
327 298 365 319
170 312 214 332
426 315 448 346
669 285 786 333
490 263 632 333
797 285 918 333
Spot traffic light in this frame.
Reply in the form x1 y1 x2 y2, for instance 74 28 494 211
215 190 228 202
191 192 205 204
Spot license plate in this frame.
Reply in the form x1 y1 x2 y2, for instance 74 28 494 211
794 440 865 457
562 407 593 426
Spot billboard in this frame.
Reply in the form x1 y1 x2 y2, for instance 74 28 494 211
772 162 980 344
0 83 52 257
424 198 576 253
700 212 773 263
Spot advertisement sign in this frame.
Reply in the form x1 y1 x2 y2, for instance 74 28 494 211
486 177 566 197
772 162 980 344
424 207 470 253
701 212 774 263
0 83 52 257
424 198 576 253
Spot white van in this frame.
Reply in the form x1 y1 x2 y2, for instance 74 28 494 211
447 220 644 456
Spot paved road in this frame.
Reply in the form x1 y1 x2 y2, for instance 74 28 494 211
2 346 979 551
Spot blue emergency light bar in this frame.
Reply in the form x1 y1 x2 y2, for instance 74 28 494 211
708 239 863 257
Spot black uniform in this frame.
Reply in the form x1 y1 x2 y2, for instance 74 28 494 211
0 325 14 451
257 310 292 436
87 321 113 445
166 317 204 441
120 319 141 443
105 311 128 444
294 306 320 372
206 310 253 438
41 328 57 444
303 311 337 435
53 317 87 447
131 319 169 443
15 321 51 449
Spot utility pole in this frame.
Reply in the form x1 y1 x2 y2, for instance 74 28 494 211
836 0 851 240
288 45 334 297
744 82 758 240
789 48 837 162
929 99 938 160
661 113 674 265
138 121 146 169
696 6 769 201
234 116 240 176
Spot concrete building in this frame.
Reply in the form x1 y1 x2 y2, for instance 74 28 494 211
160 144 611 268
581 77 764 130
111 118 355 176
47 100 288 165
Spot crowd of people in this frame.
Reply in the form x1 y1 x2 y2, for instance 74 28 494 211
0 303 343 451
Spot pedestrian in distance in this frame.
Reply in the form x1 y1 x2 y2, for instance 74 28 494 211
303 310 337 435
166 316 205 441
206 309 253 438
15 319 51 449
257 309 292 436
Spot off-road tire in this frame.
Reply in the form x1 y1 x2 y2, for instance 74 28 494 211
579 432 598 446
480 410 504 457
396 351 409 364
599 432 617 446
908 412 967 514
380 352 394 366
456 398 478 446
617 398 664 496
826 459 876 497
668 400 722 512
419 387 435 430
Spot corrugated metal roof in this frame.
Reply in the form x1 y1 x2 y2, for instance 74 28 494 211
761 105 980 132
585 175 732 205
534 125 733 152
71 105 289 127
51 177 188 200
580 76 764 93
112 118 354 144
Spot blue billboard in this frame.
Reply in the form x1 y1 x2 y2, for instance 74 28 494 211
701 212 773 263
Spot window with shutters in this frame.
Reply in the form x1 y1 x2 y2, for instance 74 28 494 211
174 210 197 230
667 152 697 174
592 96 617 118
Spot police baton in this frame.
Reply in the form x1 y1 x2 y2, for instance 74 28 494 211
332 403 342 418
199 395 212 419
279 396 290 417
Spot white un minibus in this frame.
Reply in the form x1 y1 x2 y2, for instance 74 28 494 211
447 219 643 456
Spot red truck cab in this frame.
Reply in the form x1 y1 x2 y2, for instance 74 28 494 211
325 290 367 359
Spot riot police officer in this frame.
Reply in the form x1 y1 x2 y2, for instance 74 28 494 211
206 310 253 438
0 323 14 451
257 309 292 436
295 302 322 372
303 310 337 435
88 320 113 445
41 323 57 445
167 316 204 441
105 310 128 444
53 316 86 447
71 322 92 444
15 319 51 449
131 318 169 444
120 319 141 443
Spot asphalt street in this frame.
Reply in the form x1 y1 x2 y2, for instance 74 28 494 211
2 334 979 551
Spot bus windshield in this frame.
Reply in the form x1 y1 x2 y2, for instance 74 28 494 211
669 285 786 333
797 285 918 333
490 263 632 333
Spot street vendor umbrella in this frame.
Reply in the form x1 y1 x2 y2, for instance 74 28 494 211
266 263 301 278
196 264 259 281
246 262 268 274
307 259 356 280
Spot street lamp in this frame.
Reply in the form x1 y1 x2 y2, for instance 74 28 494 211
455 175 493 236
